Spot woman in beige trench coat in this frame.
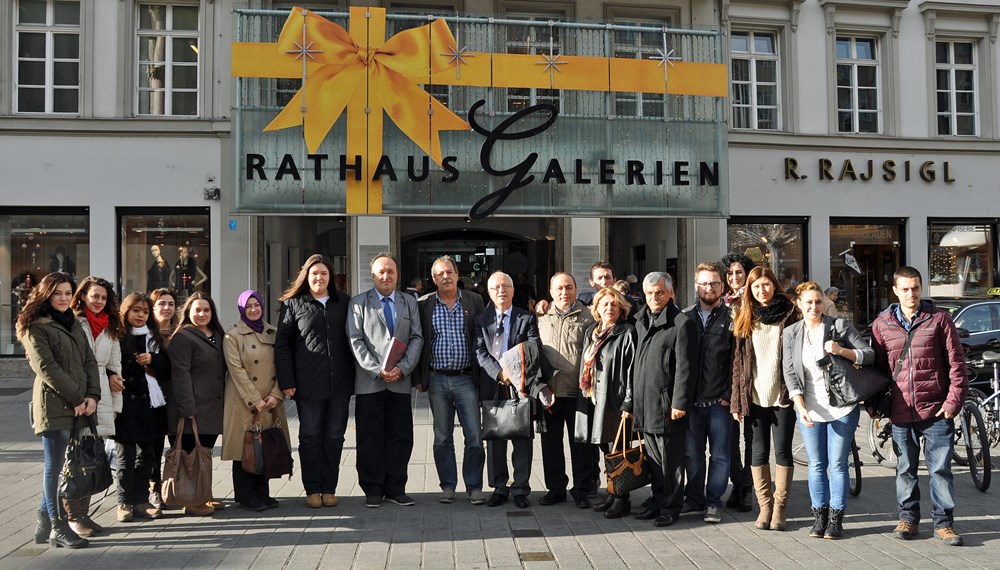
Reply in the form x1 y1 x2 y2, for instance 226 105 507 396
222 290 290 511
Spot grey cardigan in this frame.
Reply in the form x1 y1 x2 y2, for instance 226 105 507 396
782 316 874 399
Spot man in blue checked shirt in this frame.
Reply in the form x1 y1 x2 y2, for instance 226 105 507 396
413 256 487 505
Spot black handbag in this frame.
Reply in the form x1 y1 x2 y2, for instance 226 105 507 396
604 417 651 495
818 322 892 407
481 384 533 440
58 415 113 500
866 327 917 419
243 409 293 479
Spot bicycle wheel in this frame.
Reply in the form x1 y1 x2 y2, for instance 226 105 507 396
961 401 991 492
849 439 862 497
969 387 1000 448
792 441 809 467
868 417 897 468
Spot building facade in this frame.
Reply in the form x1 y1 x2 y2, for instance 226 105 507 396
1 0 997 359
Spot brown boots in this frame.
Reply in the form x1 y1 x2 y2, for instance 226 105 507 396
750 466 772 529
750 464 794 531
771 465 793 531
63 497 102 537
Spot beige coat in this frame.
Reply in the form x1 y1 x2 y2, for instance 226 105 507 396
221 320 289 462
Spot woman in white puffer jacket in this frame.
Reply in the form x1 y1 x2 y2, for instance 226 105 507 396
68 276 124 537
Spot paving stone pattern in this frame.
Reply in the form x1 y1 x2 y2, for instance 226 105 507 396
1 378 997 569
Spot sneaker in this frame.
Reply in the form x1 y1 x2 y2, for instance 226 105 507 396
148 491 166 510
680 502 706 515
116 504 134 523
306 494 323 508
469 490 486 505
322 494 338 507
704 505 722 524
134 502 163 519
387 494 415 506
935 527 963 546
439 488 456 504
893 520 918 540
365 496 384 508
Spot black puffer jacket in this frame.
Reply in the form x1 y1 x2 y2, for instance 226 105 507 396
274 292 355 400
624 301 697 434
682 303 734 403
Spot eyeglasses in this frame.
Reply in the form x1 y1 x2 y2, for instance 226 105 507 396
696 281 723 289
488 285 513 292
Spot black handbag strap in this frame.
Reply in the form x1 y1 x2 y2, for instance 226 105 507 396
892 327 918 384
492 382 518 402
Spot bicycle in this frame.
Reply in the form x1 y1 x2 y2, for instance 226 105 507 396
791 429 862 497
867 415 896 469
967 351 1000 448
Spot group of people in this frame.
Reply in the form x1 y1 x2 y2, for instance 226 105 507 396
23 251 968 550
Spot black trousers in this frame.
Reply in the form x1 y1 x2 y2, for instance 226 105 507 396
643 415 688 517
232 460 269 503
729 417 753 488
355 390 413 499
540 396 596 498
749 404 795 467
149 435 166 493
116 440 155 505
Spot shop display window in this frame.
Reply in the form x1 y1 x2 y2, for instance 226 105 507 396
928 222 995 297
727 219 806 294
118 209 211 305
1 208 89 356
829 220 903 329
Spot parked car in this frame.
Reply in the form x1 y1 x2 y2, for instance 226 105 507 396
931 291 1000 386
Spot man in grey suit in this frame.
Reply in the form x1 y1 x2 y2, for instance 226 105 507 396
414 256 487 505
347 253 424 508
474 271 542 509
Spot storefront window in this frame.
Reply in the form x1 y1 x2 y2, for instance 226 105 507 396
829 220 903 329
1 208 89 356
928 222 995 297
118 209 211 304
727 219 807 295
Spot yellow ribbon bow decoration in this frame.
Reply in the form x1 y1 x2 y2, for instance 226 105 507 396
265 7 470 166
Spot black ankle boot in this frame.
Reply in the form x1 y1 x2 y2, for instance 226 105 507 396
49 519 89 549
34 512 51 545
592 494 615 512
824 508 844 539
809 506 829 538
604 496 631 519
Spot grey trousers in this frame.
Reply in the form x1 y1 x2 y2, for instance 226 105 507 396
487 438 533 496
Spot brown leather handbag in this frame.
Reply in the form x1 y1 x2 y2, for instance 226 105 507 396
604 417 652 495
242 409 293 479
162 417 213 507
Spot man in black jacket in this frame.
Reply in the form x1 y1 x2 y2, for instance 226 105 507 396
413 256 487 506
625 271 697 527
681 262 734 524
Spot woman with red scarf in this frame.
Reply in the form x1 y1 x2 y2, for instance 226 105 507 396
574 287 636 519
67 277 125 531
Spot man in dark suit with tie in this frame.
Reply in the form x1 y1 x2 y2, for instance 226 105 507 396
474 271 542 508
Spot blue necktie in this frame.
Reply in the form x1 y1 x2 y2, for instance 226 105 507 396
381 297 395 336
492 313 505 358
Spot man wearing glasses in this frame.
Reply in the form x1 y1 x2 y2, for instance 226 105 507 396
474 271 543 508
680 262 734 524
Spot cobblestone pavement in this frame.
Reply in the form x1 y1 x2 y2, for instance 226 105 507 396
1 377 997 569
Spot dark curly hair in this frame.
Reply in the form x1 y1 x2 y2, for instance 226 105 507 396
71 276 124 340
720 253 757 295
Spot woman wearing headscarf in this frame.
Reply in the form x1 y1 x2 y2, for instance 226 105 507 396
20 272 99 549
222 290 289 511
730 266 799 531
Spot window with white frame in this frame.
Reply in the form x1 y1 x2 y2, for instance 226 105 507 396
505 15 561 113
136 3 200 116
835 36 880 134
612 20 667 119
730 30 779 130
935 41 977 137
15 0 81 114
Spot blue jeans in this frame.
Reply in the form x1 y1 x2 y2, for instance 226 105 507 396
296 397 350 495
892 416 956 529
797 406 859 511
684 403 732 508
40 429 71 520
427 372 484 493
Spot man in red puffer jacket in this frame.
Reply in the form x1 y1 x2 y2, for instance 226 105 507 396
871 266 968 547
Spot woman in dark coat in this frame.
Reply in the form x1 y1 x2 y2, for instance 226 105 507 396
575 287 636 519
274 254 355 508
19 272 99 549
168 292 227 516
115 293 170 523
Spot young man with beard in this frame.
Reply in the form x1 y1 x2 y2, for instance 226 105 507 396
681 262 734 524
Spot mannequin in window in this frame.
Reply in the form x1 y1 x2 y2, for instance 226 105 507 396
148 244 173 293
175 246 207 297
48 246 76 278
